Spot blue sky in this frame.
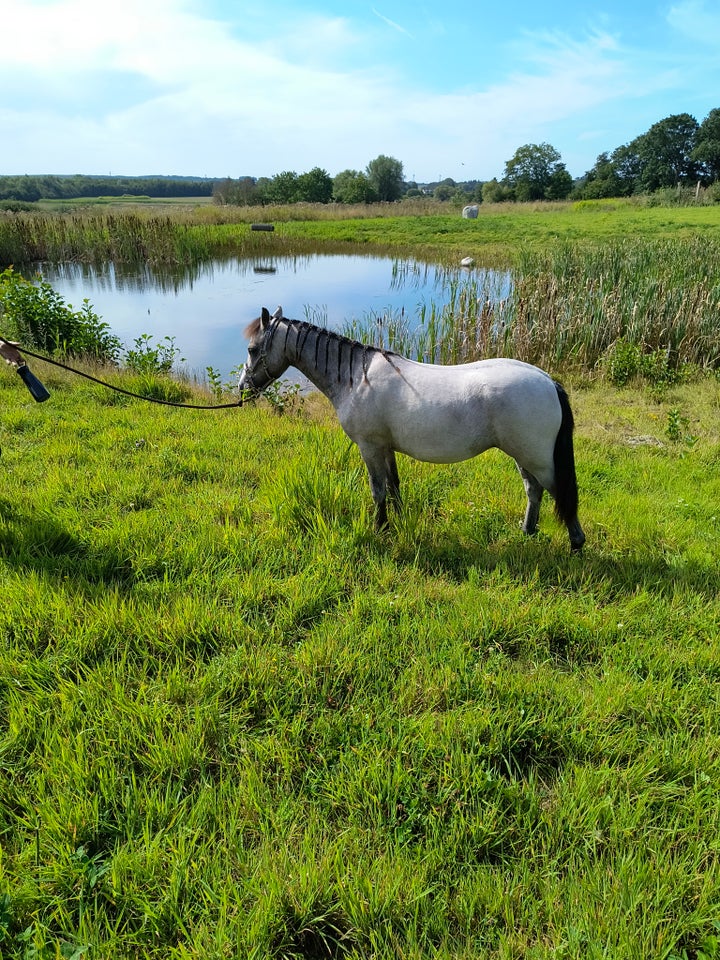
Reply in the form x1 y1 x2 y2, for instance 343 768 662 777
2 0 720 183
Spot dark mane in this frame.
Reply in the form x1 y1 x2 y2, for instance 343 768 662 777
286 317 398 360
245 313 398 361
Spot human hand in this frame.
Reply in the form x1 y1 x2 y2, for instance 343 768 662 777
0 339 25 366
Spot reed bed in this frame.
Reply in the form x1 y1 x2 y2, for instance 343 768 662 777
0 212 259 267
349 237 720 374
0 202 449 268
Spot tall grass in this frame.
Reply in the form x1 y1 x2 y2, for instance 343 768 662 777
0 212 266 267
346 237 720 374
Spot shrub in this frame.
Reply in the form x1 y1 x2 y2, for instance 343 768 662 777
604 338 681 387
0 266 121 362
124 333 184 375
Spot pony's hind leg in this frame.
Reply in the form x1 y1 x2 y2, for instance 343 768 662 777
517 465 544 536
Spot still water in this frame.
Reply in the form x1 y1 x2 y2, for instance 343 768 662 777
31 253 487 381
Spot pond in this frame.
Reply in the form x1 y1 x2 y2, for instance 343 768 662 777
29 253 507 383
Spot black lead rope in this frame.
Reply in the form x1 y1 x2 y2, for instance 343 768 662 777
3 342 245 410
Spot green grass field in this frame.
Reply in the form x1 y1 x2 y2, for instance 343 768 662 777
2 353 720 958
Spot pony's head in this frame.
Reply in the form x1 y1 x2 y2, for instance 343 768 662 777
237 306 289 396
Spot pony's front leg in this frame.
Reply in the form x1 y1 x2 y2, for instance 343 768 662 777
517 465 544 536
358 443 394 530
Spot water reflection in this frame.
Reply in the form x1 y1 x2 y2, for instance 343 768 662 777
28 253 508 381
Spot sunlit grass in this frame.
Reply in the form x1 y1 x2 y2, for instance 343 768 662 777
1 363 720 958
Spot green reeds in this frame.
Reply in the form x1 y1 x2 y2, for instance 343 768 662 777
0 211 281 267
347 237 720 374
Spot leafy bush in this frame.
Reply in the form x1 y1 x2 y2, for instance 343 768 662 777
121 334 190 402
0 266 121 362
605 338 681 387
124 333 184 375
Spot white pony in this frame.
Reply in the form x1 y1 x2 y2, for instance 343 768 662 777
239 307 585 551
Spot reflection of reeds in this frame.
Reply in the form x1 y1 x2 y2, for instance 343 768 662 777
349 238 720 373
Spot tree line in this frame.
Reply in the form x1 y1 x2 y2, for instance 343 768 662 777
574 109 720 199
213 107 720 207
446 108 720 204
212 155 404 206
0 174 215 203
2 108 720 207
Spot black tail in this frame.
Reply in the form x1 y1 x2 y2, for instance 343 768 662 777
552 382 579 527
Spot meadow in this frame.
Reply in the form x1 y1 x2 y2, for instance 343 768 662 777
1 201 720 958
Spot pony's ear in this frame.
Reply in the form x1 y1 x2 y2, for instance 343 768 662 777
260 306 271 330
271 305 283 320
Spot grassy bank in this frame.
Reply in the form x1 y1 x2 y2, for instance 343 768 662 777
1 362 720 958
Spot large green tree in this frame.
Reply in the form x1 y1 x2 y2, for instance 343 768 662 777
576 144 642 199
635 113 699 191
366 155 404 202
502 143 572 201
692 108 720 182
296 167 333 203
266 171 300 204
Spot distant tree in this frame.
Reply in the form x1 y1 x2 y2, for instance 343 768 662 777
234 177 259 204
255 177 273 204
296 167 333 203
332 169 377 203
545 165 573 200
635 113 699 192
212 178 233 204
502 143 572 201
366 155 404 201
609 141 644 194
575 151 630 199
212 176 258 205
692 108 720 182
266 171 300 204
481 178 512 203
433 180 456 201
